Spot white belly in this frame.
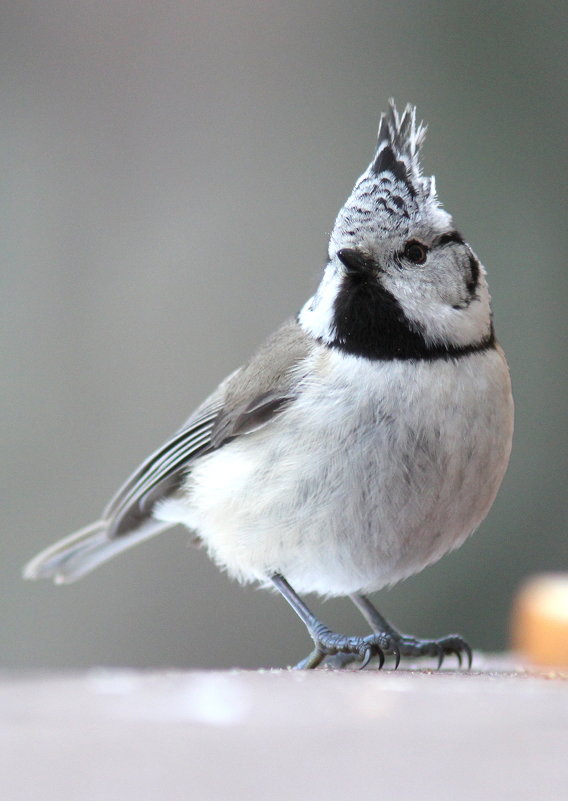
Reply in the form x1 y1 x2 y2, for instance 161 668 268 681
157 347 513 596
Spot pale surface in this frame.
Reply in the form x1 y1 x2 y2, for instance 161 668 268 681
2 658 567 801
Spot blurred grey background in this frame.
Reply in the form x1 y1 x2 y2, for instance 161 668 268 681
3 0 567 670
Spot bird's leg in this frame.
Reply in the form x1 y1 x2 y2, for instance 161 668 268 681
349 593 472 670
271 574 395 670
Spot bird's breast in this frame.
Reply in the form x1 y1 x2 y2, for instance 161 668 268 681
159 346 513 596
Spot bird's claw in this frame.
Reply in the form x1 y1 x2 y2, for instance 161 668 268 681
296 622 471 672
359 647 374 670
300 626 397 670
395 633 472 670
358 642 385 670
434 635 472 670
391 642 401 670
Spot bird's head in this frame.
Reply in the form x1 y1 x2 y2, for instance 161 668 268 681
299 101 493 359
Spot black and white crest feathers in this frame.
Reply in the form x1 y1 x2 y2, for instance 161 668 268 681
372 101 430 198
329 100 451 253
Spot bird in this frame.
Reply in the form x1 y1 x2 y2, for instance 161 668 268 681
24 101 514 670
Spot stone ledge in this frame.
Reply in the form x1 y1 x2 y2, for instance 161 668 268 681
2 657 567 801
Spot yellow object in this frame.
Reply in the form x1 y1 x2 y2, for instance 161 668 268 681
512 574 568 668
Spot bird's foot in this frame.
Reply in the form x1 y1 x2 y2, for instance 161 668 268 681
271 574 472 672
294 624 399 670
391 633 472 670
296 630 471 671
346 594 472 670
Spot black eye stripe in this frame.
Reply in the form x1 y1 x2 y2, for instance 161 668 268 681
466 253 480 296
437 231 465 247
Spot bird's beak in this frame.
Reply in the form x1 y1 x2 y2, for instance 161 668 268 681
337 248 376 277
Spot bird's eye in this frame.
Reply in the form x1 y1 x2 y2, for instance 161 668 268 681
403 240 428 265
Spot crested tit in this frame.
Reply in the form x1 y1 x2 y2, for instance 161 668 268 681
24 101 514 669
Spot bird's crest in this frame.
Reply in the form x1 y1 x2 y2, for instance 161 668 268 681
329 100 449 252
372 101 429 196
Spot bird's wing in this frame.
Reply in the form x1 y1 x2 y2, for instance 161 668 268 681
103 394 225 536
105 319 313 538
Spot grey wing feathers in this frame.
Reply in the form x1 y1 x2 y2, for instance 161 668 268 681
23 319 314 583
210 390 294 447
107 319 312 536
105 397 225 537
23 519 171 584
23 393 229 583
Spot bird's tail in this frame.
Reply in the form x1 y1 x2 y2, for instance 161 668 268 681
23 518 173 584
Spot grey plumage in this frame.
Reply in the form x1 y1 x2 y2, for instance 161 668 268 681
24 319 313 580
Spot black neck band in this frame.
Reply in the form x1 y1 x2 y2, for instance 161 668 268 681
328 273 494 361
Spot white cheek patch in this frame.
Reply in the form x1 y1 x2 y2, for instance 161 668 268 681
298 264 342 343
393 271 493 347
300 246 493 352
